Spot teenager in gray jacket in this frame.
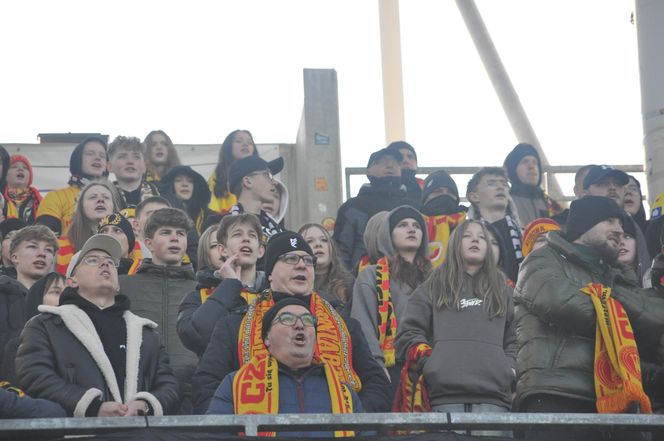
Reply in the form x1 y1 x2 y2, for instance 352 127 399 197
395 220 516 437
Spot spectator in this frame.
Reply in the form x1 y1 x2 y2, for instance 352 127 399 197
159 165 212 234
521 217 561 258
16 235 179 417
420 169 467 268
56 181 122 275
618 220 639 281
107 136 159 207
207 298 361 437
178 214 267 357
572 164 595 199
36 136 109 236
351 205 431 399
226 155 285 245
356 211 388 274
466 167 524 282
334 147 411 272
388 141 423 206
196 224 222 272
395 220 515 438
262 178 288 228
0 225 58 376
298 223 354 314
483 221 514 286
3 155 42 224
514 196 664 440
209 130 259 214
0 218 28 278
0 145 10 194
143 130 181 183
119 208 197 413
97 213 140 275
503 143 563 226
624 175 647 233
646 219 664 291
0 386 66 419
192 231 391 414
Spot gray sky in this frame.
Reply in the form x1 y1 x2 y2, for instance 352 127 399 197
0 1 645 198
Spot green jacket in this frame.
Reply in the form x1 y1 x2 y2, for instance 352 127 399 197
514 231 664 409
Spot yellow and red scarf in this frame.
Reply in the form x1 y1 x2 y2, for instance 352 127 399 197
580 283 652 414
199 286 258 306
238 291 361 393
393 343 431 412
375 256 397 367
233 355 354 437
424 212 466 268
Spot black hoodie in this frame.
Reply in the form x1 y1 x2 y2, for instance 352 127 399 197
159 165 212 233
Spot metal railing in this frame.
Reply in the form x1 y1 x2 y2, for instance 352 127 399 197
1 412 663 438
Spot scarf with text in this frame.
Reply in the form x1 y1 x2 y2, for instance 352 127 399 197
238 291 361 392
233 355 354 437
580 283 652 414
424 211 466 268
375 256 397 367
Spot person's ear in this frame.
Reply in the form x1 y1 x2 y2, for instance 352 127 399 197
467 191 480 205
257 244 265 259
66 277 78 289
9 253 18 267
144 237 154 253
218 243 230 259
264 337 271 349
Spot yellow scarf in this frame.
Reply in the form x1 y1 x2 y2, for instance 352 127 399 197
393 343 431 413
199 286 257 305
375 257 397 367
233 355 354 437
580 283 652 414
238 291 362 393
424 212 466 268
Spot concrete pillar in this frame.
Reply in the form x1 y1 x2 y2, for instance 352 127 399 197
455 0 565 202
635 0 664 204
379 0 406 143
291 69 343 231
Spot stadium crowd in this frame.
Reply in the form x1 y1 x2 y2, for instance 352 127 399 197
1 130 664 439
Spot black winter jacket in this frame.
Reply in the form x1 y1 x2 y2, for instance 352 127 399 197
0 276 27 376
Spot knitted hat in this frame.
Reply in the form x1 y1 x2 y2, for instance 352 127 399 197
9 155 33 187
565 196 625 242
367 147 402 168
422 169 459 204
387 141 417 161
97 213 136 253
503 143 541 187
228 156 284 192
388 205 427 233
522 217 561 257
582 165 629 190
261 296 312 342
264 231 315 278
69 137 108 178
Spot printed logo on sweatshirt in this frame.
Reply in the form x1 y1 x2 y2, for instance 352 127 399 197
459 298 483 309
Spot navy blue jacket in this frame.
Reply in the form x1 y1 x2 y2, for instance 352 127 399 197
0 388 66 419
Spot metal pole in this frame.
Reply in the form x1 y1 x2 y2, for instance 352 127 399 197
455 0 565 202
378 0 406 144
635 0 664 204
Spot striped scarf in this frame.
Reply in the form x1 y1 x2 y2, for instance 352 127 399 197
199 286 257 306
375 257 397 367
393 343 431 413
424 211 466 267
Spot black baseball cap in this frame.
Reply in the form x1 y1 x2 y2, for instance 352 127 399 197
229 156 284 191
582 165 629 190
367 147 403 168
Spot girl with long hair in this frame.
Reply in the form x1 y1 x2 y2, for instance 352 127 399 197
143 130 181 183
351 205 431 397
298 223 354 313
395 219 516 437
208 130 259 214
159 165 213 234
55 181 122 275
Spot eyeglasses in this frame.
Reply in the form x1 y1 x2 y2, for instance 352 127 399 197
272 312 317 327
81 255 119 268
277 253 316 266
247 170 273 180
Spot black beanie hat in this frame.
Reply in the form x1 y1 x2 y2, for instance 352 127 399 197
566 196 625 242
367 147 402 168
422 169 459 204
0 218 27 240
387 141 417 161
69 137 108 178
97 213 136 253
261 297 311 342
503 143 541 187
388 205 426 234
264 231 315 278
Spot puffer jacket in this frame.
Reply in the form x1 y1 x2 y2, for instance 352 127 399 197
395 273 516 408
119 259 198 412
514 231 664 409
15 303 179 416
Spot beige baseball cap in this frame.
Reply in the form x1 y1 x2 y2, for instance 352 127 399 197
66 234 122 278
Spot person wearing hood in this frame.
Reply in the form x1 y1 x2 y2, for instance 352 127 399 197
334 147 412 272
178 213 268 358
159 165 213 234
16 234 179 417
119 208 198 413
420 169 468 268
388 141 423 206
624 175 647 234
356 211 389 274
36 136 109 236
3 155 42 224
0 218 27 278
351 205 432 398
503 143 563 227
262 177 288 228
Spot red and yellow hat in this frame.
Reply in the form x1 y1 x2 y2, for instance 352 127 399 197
522 217 561 257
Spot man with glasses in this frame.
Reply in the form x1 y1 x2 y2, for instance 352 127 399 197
207 297 362 436
193 231 390 414
15 234 179 417
466 166 523 282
